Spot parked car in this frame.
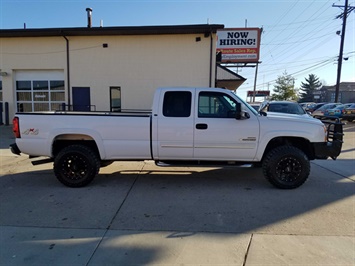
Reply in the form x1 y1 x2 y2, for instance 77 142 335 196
259 101 309 117
307 102 327 113
312 103 343 119
342 103 355 122
299 102 315 110
248 102 261 111
324 103 354 119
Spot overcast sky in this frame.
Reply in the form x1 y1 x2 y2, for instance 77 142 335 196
1 0 354 100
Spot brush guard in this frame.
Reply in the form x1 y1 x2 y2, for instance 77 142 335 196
314 117 344 160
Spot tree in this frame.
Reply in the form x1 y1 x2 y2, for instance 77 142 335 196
271 71 298 101
299 74 322 102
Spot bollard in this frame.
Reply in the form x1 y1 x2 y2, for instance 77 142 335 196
5 102 9 125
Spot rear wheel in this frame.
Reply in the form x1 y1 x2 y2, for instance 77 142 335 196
347 118 354 122
54 145 100 187
262 146 310 189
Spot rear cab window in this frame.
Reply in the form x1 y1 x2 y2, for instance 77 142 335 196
162 91 192 117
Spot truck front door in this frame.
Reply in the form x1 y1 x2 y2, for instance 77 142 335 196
194 90 259 161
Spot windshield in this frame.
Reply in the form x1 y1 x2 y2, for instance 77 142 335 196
233 94 259 115
259 101 306 115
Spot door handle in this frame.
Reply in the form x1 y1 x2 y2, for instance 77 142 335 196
196 123 208 130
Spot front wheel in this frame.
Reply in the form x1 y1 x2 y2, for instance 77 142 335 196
54 145 100 187
262 146 310 189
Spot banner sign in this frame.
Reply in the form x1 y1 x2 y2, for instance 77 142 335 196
247 90 270 97
217 28 261 63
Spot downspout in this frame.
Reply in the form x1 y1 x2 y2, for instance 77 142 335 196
63 35 71 106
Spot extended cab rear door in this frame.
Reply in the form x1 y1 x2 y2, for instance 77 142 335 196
153 88 195 160
193 89 259 161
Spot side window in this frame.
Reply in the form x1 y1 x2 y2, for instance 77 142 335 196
198 92 236 118
0 80 2 102
163 91 191 117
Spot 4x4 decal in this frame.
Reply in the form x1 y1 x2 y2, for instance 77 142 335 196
22 128 39 135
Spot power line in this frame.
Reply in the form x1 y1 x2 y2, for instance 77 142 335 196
261 1 334 58
238 51 355 91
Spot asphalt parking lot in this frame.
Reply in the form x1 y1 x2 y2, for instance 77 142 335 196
0 123 354 265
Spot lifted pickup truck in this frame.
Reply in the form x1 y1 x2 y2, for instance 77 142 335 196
10 87 343 189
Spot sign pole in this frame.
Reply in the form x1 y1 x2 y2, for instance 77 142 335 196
252 63 259 103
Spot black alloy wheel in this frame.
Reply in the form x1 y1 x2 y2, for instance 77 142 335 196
262 145 310 189
54 145 100 187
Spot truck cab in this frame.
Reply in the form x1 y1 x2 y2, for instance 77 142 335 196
152 88 259 161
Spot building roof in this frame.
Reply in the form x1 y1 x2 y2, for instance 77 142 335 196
216 64 246 90
217 64 246 81
0 24 224 38
321 82 355 91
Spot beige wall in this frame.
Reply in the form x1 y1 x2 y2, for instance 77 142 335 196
0 37 67 118
0 33 216 118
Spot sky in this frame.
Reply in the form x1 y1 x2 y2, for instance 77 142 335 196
0 0 354 101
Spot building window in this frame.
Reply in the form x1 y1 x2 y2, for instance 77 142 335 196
16 80 65 112
331 92 342 103
0 80 2 102
110 87 121 112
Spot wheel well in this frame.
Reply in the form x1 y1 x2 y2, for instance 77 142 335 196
52 134 100 158
262 137 314 160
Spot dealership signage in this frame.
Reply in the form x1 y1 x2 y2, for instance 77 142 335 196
217 28 261 63
247 90 270 97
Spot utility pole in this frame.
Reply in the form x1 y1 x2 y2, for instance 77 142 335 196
252 27 263 103
252 63 259 103
333 0 355 102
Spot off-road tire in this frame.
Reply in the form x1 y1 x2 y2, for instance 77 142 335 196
54 145 100 188
262 145 310 189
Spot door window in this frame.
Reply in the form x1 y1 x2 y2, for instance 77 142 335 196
198 91 236 118
110 87 121 112
0 80 2 102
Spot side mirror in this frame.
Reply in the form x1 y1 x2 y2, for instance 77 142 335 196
235 102 242 120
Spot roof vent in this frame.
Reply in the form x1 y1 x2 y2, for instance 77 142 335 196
86 8 93 28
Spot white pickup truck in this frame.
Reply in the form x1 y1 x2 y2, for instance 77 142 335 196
10 87 343 189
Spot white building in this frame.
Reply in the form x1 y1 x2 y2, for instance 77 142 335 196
0 24 245 122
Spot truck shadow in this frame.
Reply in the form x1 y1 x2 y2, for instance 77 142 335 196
1 160 354 265
97 163 355 234
2 161 353 234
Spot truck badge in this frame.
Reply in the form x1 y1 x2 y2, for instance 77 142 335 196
22 128 39 135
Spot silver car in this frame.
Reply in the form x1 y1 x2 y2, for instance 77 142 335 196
259 101 309 117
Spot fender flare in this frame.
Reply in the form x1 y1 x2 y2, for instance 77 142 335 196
47 128 106 159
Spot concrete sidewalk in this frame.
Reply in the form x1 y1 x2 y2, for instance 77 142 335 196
1 124 354 265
